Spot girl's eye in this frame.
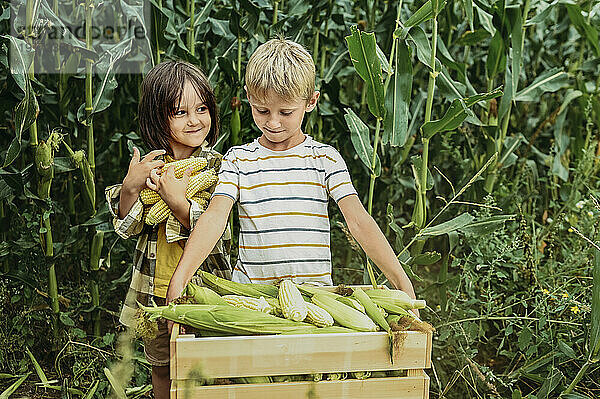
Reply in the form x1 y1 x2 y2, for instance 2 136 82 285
174 110 186 116
197 106 208 112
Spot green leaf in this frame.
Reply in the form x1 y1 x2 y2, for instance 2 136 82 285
537 367 563 399
25 347 49 386
419 213 475 237
514 68 570 102
509 7 523 98
344 108 381 176
557 340 577 359
383 40 412 147
566 4 600 57
421 89 503 138
459 215 514 235
402 0 447 29
486 31 505 80
455 29 490 46
59 312 75 327
590 249 600 361
104 368 126 399
411 155 434 191
518 326 532 350
0 373 30 399
345 26 386 118
412 252 442 265
2 35 39 167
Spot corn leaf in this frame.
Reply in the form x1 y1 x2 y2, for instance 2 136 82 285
344 108 381 177
565 4 600 57
401 0 447 29
383 40 412 147
104 368 127 399
0 373 30 399
458 215 515 235
514 68 570 102
510 7 523 98
345 26 386 118
25 347 49 386
418 213 474 238
421 89 502 138
83 380 99 399
486 31 505 80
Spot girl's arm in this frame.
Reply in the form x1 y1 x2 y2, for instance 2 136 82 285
120 148 166 218
166 194 234 303
336 194 417 300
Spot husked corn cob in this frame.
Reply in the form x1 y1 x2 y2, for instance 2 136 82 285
140 188 161 205
311 293 378 332
279 280 308 322
305 302 334 327
196 191 212 200
145 199 170 225
160 157 208 177
186 169 218 197
351 287 390 333
223 295 273 314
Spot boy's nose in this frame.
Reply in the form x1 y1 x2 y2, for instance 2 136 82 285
266 117 281 129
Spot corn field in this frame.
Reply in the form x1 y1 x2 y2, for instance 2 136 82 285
0 0 599 397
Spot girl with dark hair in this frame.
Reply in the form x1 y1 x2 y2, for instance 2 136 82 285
105 61 231 398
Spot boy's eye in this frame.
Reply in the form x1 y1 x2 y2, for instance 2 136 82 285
281 111 293 116
256 109 269 114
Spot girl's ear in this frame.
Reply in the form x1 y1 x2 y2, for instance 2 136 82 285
305 91 320 112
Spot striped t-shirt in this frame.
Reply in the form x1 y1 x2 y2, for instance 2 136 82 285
212 135 358 285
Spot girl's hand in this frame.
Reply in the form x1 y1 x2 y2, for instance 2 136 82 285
146 164 193 211
122 147 166 195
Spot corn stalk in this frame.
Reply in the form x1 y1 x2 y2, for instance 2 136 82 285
187 0 195 57
85 0 95 177
26 0 38 148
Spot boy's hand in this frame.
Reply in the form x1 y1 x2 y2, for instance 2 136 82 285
122 147 166 195
166 276 187 334
146 165 193 211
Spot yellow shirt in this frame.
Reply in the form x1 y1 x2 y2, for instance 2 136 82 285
154 223 185 297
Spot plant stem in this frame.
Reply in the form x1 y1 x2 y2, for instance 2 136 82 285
85 0 94 174
26 0 38 148
1 201 7 273
417 17 438 230
153 0 162 64
187 0 195 57
367 118 382 215
272 0 278 25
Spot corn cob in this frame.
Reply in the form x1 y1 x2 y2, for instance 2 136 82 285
305 302 334 327
234 376 272 384
199 270 266 298
351 371 371 380
145 199 170 225
186 169 218 197
351 287 391 333
189 196 208 209
246 283 279 298
365 289 426 310
140 188 161 205
311 293 378 332
196 191 212 200
186 283 228 305
223 295 273 314
280 326 356 335
297 285 365 313
159 157 207 177
140 303 314 335
279 280 308 322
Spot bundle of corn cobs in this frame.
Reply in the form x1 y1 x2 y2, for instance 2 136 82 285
139 157 218 225
139 270 430 336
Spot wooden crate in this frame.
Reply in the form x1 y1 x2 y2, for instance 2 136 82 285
169 286 432 398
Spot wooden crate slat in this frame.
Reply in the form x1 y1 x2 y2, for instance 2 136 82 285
171 374 429 399
172 330 431 380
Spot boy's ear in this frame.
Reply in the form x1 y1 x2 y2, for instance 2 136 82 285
305 91 320 112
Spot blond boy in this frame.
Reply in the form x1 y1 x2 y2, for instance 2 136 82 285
167 38 417 310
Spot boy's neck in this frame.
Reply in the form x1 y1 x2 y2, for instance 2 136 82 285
258 132 307 151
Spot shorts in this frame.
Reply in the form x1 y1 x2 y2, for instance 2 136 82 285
142 296 170 367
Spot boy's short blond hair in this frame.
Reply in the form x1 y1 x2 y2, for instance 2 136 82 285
245 38 316 102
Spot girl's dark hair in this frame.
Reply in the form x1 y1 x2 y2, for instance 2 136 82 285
138 61 219 155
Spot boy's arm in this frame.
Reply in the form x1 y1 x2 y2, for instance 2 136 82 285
166 194 234 303
337 194 417 300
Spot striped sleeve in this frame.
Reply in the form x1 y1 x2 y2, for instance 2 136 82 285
212 148 240 202
324 148 358 202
